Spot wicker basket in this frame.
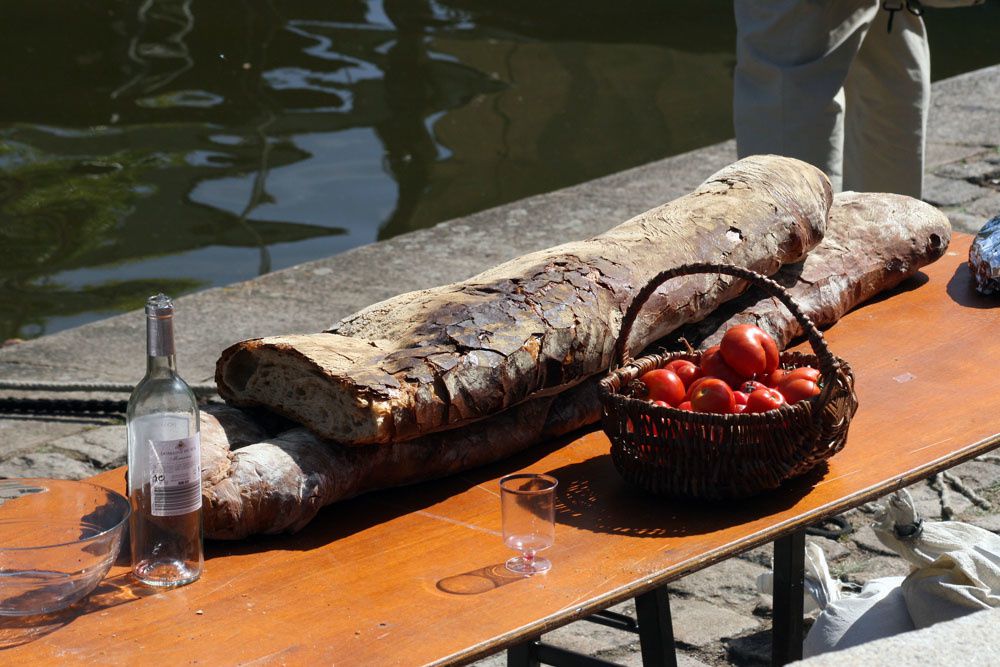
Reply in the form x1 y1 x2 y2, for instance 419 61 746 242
599 263 859 501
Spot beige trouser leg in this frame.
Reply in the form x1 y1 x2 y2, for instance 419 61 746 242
843 8 930 198
733 0 930 197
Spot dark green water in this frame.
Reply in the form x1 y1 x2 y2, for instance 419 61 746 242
1 1 998 341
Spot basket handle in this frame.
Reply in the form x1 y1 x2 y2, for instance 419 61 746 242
612 262 840 378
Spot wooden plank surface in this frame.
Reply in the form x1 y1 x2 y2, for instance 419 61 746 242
4 233 999 665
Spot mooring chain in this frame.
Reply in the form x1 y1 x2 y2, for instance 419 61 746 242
0 379 217 416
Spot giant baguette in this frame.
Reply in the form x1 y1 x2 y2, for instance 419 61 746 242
202 192 950 539
215 155 831 446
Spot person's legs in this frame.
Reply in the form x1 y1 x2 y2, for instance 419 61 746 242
733 0 878 191
843 8 930 198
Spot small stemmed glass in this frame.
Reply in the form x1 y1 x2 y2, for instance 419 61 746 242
500 473 558 575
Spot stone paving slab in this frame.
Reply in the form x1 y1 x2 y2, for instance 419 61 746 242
0 415 115 466
1 65 998 666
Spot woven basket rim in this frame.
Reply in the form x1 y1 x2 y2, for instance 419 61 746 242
599 349 842 422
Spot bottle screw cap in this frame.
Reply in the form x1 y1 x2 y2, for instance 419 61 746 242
145 293 174 318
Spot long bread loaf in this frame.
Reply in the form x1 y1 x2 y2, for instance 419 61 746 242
202 192 950 539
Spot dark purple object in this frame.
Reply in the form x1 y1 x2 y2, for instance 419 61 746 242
969 215 1000 295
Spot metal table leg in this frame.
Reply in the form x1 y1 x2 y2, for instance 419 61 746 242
508 639 541 667
508 587 678 667
507 638 625 667
635 587 678 667
771 529 806 666
587 609 640 633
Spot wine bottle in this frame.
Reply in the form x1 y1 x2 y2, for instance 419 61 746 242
126 294 203 587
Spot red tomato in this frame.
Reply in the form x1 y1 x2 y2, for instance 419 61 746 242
778 377 821 404
684 376 713 401
719 324 780 379
763 368 786 387
639 369 685 406
783 366 820 384
733 390 749 406
689 378 736 414
676 401 693 411
699 346 745 389
745 387 786 413
665 359 703 388
735 403 748 413
775 366 821 404
740 380 768 395
651 400 671 408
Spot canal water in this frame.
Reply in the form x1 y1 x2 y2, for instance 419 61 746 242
1 0 997 340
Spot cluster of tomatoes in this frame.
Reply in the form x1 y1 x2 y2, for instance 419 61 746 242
637 324 821 414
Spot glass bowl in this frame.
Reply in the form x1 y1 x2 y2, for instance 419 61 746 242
0 478 130 616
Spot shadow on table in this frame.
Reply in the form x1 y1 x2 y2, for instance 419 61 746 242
946 260 996 309
436 563 526 596
0 572 157 649
857 270 929 308
207 432 575 558
551 453 823 538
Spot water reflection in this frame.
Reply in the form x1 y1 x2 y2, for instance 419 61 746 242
376 0 501 237
0 1 996 340
112 0 196 103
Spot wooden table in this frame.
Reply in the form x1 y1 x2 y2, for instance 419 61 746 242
4 233 999 666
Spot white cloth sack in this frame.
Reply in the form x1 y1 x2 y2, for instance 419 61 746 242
806 488 1000 657
874 490 1000 627
803 576 914 658
873 488 1000 568
902 549 1000 627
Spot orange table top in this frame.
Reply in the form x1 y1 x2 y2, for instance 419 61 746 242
4 233 999 665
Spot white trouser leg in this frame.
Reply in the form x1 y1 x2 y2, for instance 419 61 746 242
843 8 931 198
733 0 879 192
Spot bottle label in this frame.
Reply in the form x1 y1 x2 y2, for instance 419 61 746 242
148 433 202 517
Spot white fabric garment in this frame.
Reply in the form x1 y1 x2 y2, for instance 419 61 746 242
733 0 931 197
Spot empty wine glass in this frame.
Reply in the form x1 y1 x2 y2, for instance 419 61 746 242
500 473 558 575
